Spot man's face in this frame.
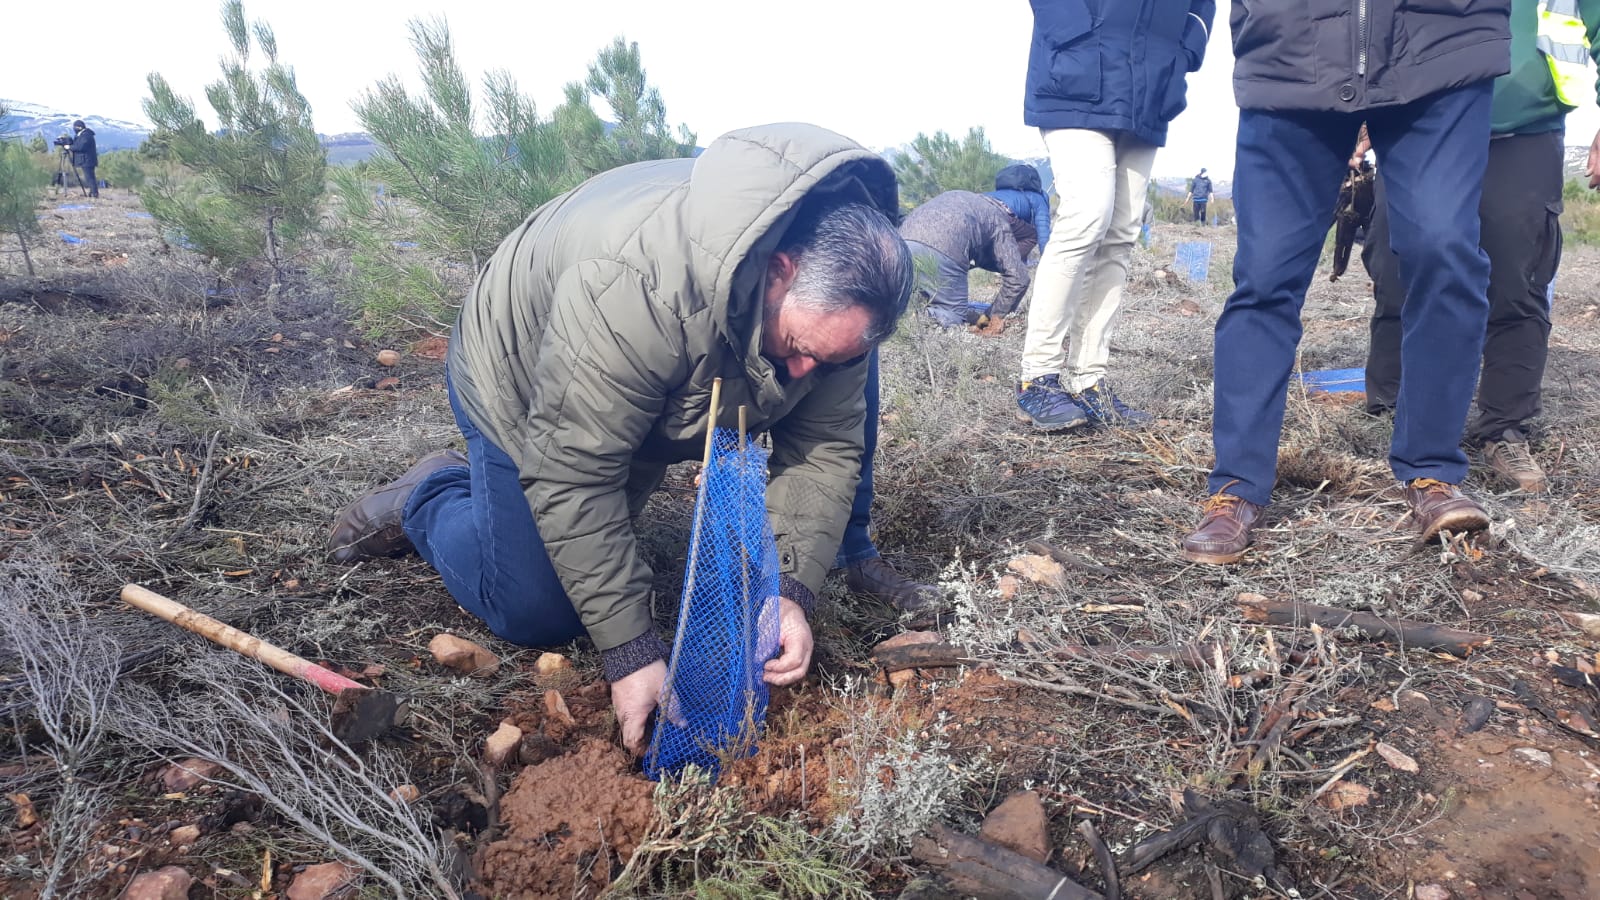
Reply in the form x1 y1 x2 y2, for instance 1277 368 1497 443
761 251 872 382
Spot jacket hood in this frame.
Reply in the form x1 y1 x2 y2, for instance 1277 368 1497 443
682 123 900 363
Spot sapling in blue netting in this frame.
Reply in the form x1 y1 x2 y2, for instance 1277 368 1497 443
646 398 781 780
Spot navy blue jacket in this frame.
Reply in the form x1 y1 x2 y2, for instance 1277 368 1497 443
1025 0 1215 147
985 188 1052 253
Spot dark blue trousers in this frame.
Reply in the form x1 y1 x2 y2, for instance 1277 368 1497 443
402 379 586 647
1209 83 1492 506
836 349 880 567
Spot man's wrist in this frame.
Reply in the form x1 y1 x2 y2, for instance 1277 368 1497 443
779 574 815 619
601 631 671 682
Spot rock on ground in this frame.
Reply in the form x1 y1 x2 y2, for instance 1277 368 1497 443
287 861 362 900
484 722 524 767
429 633 500 677
160 758 223 792
123 866 192 900
979 790 1051 864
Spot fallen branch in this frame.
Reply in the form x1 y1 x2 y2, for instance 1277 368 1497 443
871 640 1220 674
911 824 1101 900
1125 791 1274 880
1237 596 1491 657
1024 540 1116 577
1005 676 1186 720
1076 820 1120 900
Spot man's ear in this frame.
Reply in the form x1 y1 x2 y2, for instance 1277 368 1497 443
766 251 799 297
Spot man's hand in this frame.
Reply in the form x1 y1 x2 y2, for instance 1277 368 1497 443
1349 134 1372 170
610 658 667 756
763 597 813 686
1588 127 1600 190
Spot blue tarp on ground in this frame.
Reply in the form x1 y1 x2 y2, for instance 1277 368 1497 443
126 212 154 219
1174 241 1212 282
58 232 85 245
57 204 92 211
1299 367 1365 394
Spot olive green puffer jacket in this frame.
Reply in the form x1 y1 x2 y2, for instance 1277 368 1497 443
447 123 901 654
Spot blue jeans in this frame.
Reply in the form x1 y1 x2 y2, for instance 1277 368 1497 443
836 349 880 567
1209 83 1492 506
402 378 586 647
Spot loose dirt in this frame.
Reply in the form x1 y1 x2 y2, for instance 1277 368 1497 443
475 739 655 900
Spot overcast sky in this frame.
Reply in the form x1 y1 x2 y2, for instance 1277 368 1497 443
5 0 1597 179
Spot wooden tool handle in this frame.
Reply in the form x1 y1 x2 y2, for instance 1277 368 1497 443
121 583 363 695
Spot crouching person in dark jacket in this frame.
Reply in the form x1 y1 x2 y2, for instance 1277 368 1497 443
899 190 1032 328
986 162 1053 259
1184 1 1512 566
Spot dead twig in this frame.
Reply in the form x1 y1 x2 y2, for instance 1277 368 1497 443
1238 595 1492 657
1076 819 1120 900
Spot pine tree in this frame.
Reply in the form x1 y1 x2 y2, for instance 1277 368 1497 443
28 133 48 155
142 0 326 282
0 104 47 277
336 22 693 335
891 128 1012 210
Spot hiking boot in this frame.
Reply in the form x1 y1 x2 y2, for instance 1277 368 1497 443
1482 436 1548 493
1015 374 1089 432
1069 380 1154 427
1403 478 1489 542
328 449 467 563
846 557 945 617
1181 490 1262 565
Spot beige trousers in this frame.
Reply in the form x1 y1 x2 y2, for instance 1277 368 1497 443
1020 128 1157 390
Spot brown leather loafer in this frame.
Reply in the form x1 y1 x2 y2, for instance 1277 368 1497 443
328 449 467 563
1181 491 1263 565
1403 478 1489 542
846 557 945 617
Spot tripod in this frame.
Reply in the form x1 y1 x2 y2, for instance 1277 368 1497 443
54 146 88 197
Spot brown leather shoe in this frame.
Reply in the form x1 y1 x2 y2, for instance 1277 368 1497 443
1181 491 1262 565
329 450 467 563
845 557 945 617
1403 478 1489 542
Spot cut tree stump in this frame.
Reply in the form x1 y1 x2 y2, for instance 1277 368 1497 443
911 824 1101 900
1237 595 1491 657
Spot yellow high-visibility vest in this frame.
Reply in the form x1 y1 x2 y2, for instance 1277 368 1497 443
1538 0 1593 108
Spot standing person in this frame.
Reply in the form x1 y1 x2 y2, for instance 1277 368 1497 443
1182 2 1512 566
328 124 914 754
1363 0 1600 494
899 190 1032 330
1017 0 1215 432
69 120 98 199
1186 168 1213 224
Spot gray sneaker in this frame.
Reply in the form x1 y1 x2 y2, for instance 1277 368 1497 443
1483 438 1548 493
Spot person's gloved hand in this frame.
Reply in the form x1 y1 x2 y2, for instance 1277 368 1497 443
611 658 667 755
762 597 812 686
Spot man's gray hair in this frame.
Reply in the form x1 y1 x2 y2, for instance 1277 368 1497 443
776 197 912 344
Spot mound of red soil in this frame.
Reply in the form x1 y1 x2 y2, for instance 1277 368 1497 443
475 739 654 899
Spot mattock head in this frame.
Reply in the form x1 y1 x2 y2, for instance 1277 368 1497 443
330 686 406 745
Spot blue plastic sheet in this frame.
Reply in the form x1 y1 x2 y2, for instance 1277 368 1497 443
57 204 92 211
1299 367 1365 394
58 232 86 245
1174 241 1212 283
645 426 781 780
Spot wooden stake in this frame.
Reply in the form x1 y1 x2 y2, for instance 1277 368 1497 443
701 377 723 469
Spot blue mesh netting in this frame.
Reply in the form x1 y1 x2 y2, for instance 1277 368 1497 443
645 426 781 780
1174 240 1213 283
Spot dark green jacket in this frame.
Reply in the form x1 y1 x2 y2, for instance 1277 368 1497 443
447 124 900 653
1491 0 1600 135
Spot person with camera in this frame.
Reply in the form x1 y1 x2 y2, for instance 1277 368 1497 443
68 120 98 198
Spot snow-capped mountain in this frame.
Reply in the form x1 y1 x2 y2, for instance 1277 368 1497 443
0 99 151 150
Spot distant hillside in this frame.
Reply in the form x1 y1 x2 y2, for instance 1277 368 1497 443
0 99 150 151
1 98 384 164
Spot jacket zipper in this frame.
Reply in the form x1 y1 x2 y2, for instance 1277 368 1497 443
1355 0 1369 76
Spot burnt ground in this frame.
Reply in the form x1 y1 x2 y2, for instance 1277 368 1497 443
3 194 1600 899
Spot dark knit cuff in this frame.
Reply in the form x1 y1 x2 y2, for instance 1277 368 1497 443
600 631 671 683
779 574 815 620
